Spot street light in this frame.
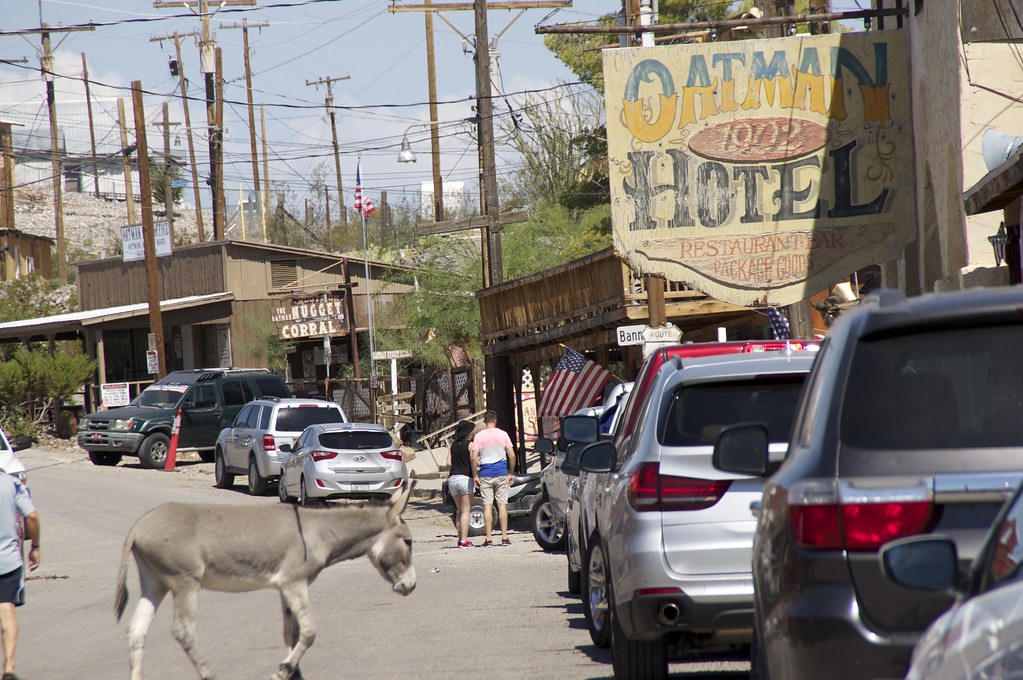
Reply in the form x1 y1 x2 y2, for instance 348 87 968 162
989 222 1013 267
397 137 416 164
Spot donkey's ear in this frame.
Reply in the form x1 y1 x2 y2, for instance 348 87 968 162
387 480 415 522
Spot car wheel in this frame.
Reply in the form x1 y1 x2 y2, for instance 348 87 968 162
467 502 486 537
278 471 294 504
138 433 170 470
213 448 235 489
88 451 122 466
583 536 611 648
299 476 314 507
531 492 566 552
198 451 215 463
247 456 269 496
611 601 667 680
567 548 582 595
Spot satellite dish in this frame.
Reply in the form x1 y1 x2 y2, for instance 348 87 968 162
982 128 1023 171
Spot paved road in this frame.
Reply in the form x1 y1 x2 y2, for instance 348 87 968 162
14 444 749 679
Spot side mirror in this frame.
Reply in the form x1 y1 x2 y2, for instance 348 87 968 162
534 438 555 455
560 442 583 478
881 536 960 592
712 423 770 476
180 400 197 411
579 442 614 474
11 437 31 452
279 443 292 454
560 414 600 448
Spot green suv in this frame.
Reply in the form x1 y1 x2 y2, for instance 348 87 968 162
78 368 291 469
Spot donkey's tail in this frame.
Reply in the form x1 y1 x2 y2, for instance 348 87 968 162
114 526 136 622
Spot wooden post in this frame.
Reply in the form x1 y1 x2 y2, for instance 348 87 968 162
43 31 67 283
324 186 332 248
646 274 666 327
162 102 174 232
0 123 14 230
117 98 138 225
240 19 263 234
424 0 444 221
261 105 271 231
172 33 205 241
214 47 226 237
132 81 167 379
81 53 101 198
343 264 361 378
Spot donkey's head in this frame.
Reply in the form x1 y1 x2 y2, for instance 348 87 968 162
368 481 417 596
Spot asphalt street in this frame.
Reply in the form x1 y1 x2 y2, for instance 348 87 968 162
12 443 749 679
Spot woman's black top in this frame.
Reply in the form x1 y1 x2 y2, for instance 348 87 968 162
449 439 473 477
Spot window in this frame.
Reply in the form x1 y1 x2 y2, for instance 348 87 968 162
841 324 1023 449
234 405 254 428
257 378 290 398
275 406 346 433
660 377 807 447
318 430 393 450
258 405 272 429
983 491 1023 589
221 381 254 406
190 384 217 409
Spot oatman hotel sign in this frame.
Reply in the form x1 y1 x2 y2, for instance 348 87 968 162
604 32 913 306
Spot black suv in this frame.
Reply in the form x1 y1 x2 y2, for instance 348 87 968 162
78 368 291 469
715 287 1023 680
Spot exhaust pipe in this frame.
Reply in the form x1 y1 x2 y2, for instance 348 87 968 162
658 602 682 626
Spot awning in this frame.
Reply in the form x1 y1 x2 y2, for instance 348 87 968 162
0 292 235 341
964 151 1023 215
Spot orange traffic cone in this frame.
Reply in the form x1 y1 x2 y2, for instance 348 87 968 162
165 409 182 471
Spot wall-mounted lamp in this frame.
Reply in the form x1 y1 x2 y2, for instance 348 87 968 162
989 222 1013 267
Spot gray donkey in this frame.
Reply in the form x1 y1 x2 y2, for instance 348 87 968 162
114 483 416 680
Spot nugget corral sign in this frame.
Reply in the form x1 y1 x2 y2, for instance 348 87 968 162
604 32 914 306
270 290 348 340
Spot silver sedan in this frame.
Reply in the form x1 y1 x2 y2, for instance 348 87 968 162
278 423 407 505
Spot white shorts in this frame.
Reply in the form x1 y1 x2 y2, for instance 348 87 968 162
447 474 474 496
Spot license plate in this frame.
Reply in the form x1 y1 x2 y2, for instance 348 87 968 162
350 482 370 491
90 433 102 442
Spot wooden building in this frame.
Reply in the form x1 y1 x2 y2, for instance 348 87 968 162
0 229 54 281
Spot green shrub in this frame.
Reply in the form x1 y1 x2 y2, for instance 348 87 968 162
0 408 37 443
0 349 96 427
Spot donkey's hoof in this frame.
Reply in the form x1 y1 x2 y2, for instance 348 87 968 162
273 664 298 680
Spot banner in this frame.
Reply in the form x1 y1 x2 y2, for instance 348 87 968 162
270 290 349 340
604 32 914 306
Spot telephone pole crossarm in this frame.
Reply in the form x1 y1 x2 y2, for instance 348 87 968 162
390 1 570 11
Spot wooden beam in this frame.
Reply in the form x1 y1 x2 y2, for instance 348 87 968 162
414 210 527 236
390 1 570 12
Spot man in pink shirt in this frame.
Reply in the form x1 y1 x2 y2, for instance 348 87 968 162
470 410 516 546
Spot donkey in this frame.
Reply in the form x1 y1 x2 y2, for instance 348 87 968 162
114 483 416 680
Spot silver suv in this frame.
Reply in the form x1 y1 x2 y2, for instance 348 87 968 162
214 397 347 495
574 351 815 679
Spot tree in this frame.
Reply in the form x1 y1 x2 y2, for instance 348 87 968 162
544 0 730 92
151 164 183 205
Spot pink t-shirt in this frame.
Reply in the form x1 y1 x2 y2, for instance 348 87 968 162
471 427 513 476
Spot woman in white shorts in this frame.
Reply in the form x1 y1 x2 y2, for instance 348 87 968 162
447 420 477 548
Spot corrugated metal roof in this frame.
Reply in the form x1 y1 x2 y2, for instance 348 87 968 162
0 292 235 338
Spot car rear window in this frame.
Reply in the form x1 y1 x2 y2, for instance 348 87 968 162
317 431 394 450
256 378 291 398
660 376 807 446
841 324 1023 449
275 406 345 432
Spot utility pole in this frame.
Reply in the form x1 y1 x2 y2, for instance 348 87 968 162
81 53 100 198
305 75 351 231
150 31 205 241
157 102 177 233
214 46 226 237
473 0 502 286
132 81 167 379
324 186 331 246
117 98 138 225
153 0 256 239
424 0 444 221
260 104 270 240
222 18 269 240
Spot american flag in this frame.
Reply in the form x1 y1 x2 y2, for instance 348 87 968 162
766 306 792 340
354 160 376 217
538 348 612 418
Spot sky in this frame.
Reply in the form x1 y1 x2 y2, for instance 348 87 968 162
0 0 620 217
0 0 865 218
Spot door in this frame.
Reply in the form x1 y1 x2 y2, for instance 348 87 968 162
225 404 256 468
178 383 220 449
219 379 254 432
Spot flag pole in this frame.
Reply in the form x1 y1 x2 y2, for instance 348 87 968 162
360 155 377 394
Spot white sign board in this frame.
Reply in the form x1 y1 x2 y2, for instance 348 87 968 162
122 221 173 262
371 349 415 361
146 350 159 374
101 383 131 408
642 324 682 343
616 324 647 346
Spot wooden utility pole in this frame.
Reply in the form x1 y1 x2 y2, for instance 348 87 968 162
305 76 351 230
160 103 175 232
81 53 100 198
222 19 269 237
473 0 503 286
117 98 138 225
131 81 167 379
324 186 332 246
214 46 226 237
150 31 205 241
0 122 18 230
260 104 270 240
424 0 444 221
153 1 255 239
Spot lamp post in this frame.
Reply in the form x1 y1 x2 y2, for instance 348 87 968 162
397 119 468 220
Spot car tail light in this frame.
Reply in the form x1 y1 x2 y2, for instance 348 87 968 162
789 478 935 550
311 450 337 461
381 449 402 461
627 463 731 512
263 434 276 452
392 478 403 488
